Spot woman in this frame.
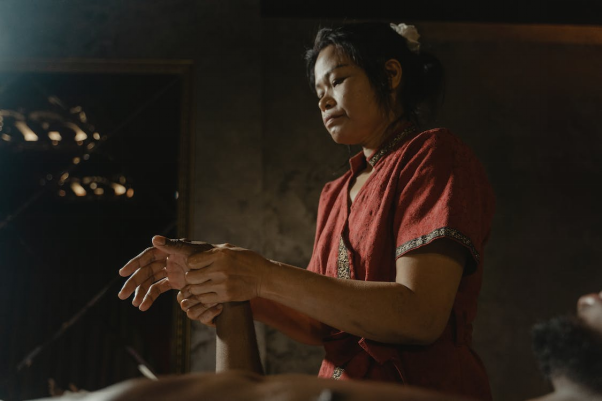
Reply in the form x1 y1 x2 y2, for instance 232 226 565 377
119 22 494 399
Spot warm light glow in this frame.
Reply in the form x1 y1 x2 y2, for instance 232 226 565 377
70 106 82 114
58 190 66 197
74 130 87 142
83 177 92 185
83 154 90 160
70 182 87 197
86 143 95 150
126 188 134 198
93 132 100 140
14 121 38 141
175 191 179 199
79 112 87 123
73 157 80 164
1 134 10 141
112 183 126 196
48 131 62 141
66 123 88 142
60 172 69 182
90 182 97 190
119 176 126 184
94 188 104 195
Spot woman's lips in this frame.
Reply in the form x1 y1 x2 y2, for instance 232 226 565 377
324 114 343 126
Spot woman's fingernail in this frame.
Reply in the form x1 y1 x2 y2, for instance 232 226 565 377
153 235 165 245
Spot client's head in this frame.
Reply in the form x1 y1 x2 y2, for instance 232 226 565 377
532 291 602 396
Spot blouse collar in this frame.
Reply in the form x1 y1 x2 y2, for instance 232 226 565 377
349 120 417 173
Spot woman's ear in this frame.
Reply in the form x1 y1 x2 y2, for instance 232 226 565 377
385 59 403 91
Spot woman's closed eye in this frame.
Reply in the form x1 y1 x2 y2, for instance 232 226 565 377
332 77 346 87
316 77 347 100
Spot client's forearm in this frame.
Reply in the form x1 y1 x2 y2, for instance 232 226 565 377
215 301 263 374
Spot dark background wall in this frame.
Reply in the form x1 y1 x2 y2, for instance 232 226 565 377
1 1 602 400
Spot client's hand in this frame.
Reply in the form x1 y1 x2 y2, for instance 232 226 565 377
177 291 223 328
118 236 214 311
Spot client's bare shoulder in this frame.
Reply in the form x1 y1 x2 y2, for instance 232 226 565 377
42 371 461 401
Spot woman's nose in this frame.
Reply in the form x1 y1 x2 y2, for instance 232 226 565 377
319 95 335 112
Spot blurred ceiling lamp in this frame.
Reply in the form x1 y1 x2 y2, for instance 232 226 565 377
70 181 87 197
14 121 39 141
0 102 103 151
58 175 134 201
112 183 127 196
48 131 62 141
1 94 134 203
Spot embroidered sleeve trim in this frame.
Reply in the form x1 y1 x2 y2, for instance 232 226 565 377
395 227 480 263
337 237 351 279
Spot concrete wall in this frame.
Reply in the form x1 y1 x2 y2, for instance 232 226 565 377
3 2 602 399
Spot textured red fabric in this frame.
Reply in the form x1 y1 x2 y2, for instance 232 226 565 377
306 123 495 400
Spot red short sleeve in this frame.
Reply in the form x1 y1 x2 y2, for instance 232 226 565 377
393 129 495 275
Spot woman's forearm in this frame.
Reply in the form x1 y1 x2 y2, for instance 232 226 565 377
258 262 433 345
250 297 328 346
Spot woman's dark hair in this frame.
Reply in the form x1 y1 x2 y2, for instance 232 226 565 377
305 22 445 126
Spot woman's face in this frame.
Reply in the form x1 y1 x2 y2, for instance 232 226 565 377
314 45 390 147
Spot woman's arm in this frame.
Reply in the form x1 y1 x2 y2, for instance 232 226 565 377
250 297 328 346
180 238 465 345
261 239 465 345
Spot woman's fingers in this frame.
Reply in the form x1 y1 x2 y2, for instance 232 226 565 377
180 296 208 310
185 302 223 327
177 290 186 304
184 267 219 285
139 278 173 311
119 247 168 277
119 259 167 300
180 284 220 304
180 282 218 299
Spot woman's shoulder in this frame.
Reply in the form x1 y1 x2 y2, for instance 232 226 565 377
406 126 462 149
402 126 480 162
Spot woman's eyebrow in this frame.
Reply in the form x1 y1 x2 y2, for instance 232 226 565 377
315 63 349 90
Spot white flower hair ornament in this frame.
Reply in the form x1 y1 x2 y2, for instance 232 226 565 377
390 23 421 54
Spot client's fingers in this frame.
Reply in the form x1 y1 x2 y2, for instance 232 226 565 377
139 278 172 311
186 303 222 327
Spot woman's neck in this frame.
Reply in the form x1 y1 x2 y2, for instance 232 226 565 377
361 114 409 159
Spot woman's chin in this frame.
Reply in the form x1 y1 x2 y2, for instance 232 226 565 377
328 130 356 145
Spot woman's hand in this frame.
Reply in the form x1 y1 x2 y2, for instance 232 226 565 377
117 236 213 311
178 244 273 305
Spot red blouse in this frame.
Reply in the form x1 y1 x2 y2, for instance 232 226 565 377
306 122 495 399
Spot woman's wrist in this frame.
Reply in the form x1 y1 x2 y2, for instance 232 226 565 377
257 258 279 299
